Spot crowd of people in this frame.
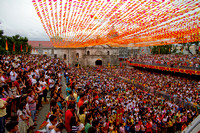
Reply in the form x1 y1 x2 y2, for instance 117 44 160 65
62 66 198 133
0 55 66 133
0 54 199 133
128 54 200 69
104 68 200 106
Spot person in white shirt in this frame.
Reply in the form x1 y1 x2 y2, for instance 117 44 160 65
49 75 55 90
50 123 65 133
40 77 48 102
10 68 17 82
46 115 58 133
31 75 37 86
35 66 40 79
0 73 7 86
30 69 36 78
25 102 34 129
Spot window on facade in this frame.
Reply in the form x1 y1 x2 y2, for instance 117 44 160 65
87 51 90 55
76 53 79 58
64 54 66 60
107 51 110 55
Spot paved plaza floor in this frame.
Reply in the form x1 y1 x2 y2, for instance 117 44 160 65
35 73 67 133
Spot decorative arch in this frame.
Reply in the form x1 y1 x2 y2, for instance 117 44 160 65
95 59 102 66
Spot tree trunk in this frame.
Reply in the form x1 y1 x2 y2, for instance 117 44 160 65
186 44 193 55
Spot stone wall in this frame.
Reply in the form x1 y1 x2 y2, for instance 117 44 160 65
32 45 119 66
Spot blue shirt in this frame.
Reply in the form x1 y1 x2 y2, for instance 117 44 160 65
66 76 69 83
66 87 71 96
125 125 130 132
77 96 80 103
57 102 62 110
122 117 126 123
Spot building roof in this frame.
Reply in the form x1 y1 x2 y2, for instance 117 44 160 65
28 41 53 48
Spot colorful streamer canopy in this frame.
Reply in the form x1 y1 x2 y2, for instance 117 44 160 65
32 0 200 48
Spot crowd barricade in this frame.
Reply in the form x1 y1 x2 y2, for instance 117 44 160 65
127 61 200 75
129 61 200 70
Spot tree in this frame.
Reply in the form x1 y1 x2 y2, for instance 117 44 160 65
190 34 200 54
175 36 194 54
0 30 3 38
0 30 7 54
172 45 178 53
149 43 177 54
0 30 31 54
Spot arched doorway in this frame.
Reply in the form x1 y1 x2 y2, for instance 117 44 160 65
95 59 102 66
75 63 80 68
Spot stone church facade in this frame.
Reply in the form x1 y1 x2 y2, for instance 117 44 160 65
54 45 119 66
29 41 119 66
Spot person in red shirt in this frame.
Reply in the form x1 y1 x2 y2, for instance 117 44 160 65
146 120 152 133
14 77 25 95
78 93 85 108
14 78 20 90
65 103 75 132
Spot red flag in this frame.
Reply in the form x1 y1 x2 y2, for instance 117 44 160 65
13 43 15 52
199 46 200 52
46 112 50 119
20 44 22 52
5 40 8 51
181 47 184 52
39 121 48 129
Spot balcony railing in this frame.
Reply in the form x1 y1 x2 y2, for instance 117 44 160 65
129 61 200 70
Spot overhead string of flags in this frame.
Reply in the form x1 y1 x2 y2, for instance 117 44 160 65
32 0 200 48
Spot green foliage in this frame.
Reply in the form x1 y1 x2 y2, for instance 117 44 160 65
149 34 200 55
0 30 31 54
149 44 177 54
194 41 200 54
175 35 200 55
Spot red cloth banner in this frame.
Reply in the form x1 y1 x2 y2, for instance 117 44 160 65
116 108 124 126
20 44 23 52
13 43 15 52
5 40 8 51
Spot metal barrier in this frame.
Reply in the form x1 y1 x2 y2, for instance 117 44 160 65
129 61 200 70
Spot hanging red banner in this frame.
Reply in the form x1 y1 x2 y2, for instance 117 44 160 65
116 108 124 126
